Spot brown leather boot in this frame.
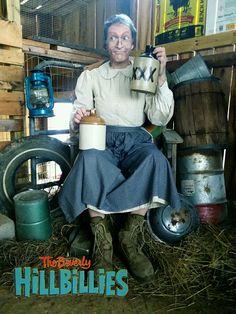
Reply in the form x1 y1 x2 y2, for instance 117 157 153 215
90 216 113 271
119 214 154 282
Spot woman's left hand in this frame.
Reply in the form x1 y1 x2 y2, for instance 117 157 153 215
153 46 167 86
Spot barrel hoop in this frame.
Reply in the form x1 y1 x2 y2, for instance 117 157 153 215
174 90 224 101
172 76 220 89
180 131 227 136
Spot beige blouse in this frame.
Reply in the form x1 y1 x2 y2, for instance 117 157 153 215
70 60 174 133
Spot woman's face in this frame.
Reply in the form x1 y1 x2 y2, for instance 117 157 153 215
106 23 134 68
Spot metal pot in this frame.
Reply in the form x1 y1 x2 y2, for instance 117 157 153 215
79 109 106 150
147 194 200 245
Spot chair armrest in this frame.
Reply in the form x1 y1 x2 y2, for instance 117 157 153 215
162 129 183 183
162 129 183 144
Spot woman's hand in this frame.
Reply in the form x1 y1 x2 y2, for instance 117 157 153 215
74 108 90 124
153 46 167 87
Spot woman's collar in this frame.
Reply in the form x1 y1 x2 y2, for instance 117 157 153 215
98 58 134 79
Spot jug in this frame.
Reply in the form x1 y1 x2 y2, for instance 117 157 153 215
79 109 106 150
130 45 160 94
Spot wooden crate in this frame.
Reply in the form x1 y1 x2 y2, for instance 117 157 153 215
0 19 25 150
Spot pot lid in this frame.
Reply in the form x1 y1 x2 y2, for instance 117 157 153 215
80 109 106 125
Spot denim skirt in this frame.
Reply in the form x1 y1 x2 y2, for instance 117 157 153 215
59 126 181 222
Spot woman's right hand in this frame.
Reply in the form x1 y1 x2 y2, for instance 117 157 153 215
74 108 90 124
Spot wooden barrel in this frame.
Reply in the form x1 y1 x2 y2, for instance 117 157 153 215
173 78 228 149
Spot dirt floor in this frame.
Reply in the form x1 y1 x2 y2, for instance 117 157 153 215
0 282 236 314
0 285 236 314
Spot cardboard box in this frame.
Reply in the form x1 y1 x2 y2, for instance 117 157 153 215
154 0 207 45
205 0 236 35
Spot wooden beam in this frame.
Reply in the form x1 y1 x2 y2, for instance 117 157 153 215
55 45 106 60
0 90 24 101
23 45 104 65
166 51 236 72
0 141 11 151
0 20 22 48
163 31 236 56
0 80 23 91
0 119 23 132
26 36 108 57
132 30 236 58
0 47 24 66
6 0 21 26
0 101 24 115
22 39 50 50
0 65 24 82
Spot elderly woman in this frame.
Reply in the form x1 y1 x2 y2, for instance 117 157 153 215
59 14 181 282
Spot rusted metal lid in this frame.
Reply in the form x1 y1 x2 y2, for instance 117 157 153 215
80 109 106 125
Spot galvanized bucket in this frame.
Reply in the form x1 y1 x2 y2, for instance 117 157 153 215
14 190 52 241
177 149 227 224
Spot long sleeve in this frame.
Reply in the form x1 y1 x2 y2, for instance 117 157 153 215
69 62 175 133
69 70 94 133
144 81 174 126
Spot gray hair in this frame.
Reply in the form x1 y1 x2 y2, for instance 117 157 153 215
103 14 137 48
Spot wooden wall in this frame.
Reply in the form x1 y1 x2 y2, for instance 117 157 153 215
0 0 25 151
58 0 133 49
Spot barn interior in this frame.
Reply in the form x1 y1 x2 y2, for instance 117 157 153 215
0 0 236 313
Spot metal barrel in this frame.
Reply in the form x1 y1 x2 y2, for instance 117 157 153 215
177 149 227 224
14 190 52 240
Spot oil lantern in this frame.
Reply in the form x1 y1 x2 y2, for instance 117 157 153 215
24 69 54 117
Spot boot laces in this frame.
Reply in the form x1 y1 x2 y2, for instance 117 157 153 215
92 222 112 262
128 219 147 252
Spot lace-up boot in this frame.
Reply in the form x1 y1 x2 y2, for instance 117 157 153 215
119 214 154 282
90 216 113 272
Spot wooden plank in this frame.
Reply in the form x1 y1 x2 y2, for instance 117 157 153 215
22 45 48 56
23 36 108 57
0 47 24 65
0 80 23 91
54 46 105 60
6 0 21 26
0 101 24 115
0 20 22 48
0 114 10 141
162 31 236 56
0 119 23 132
135 0 154 51
86 0 96 47
23 46 104 64
224 66 236 199
95 0 106 49
0 90 24 101
0 81 12 90
215 46 235 54
0 141 11 151
213 67 233 113
54 91 74 99
166 51 236 73
22 39 50 50
178 52 194 60
0 65 24 82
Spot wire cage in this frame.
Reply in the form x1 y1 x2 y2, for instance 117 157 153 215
20 0 92 46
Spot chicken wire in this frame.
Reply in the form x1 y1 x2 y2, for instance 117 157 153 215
20 0 89 44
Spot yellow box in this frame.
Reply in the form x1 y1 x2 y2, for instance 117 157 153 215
154 0 207 44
